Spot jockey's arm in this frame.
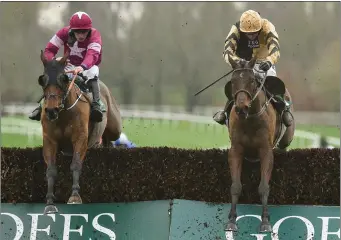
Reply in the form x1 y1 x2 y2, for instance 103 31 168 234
44 27 68 61
223 24 241 67
80 31 102 70
263 20 280 65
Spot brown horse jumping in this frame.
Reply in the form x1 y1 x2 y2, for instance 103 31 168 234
224 56 295 232
38 51 122 214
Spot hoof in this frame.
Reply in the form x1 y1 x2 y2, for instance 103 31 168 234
67 194 82 204
225 222 238 232
44 205 58 214
259 222 272 232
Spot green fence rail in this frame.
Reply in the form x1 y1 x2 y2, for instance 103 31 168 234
1 200 340 240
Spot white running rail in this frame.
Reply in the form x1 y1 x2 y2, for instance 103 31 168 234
1 106 339 148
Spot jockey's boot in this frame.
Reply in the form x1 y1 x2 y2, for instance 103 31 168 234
89 78 103 122
213 100 234 125
275 95 294 127
28 105 42 121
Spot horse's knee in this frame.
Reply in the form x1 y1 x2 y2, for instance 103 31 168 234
114 129 121 141
278 139 292 150
231 182 242 195
105 127 121 141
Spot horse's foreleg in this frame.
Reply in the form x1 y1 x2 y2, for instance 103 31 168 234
226 146 243 232
67 133 88 204
43 138 58 214
258 146 274 232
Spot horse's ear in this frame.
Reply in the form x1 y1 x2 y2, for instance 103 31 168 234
247 56 257 69
59 51 69 66
40 50 47 66
227 54 239 69
38 74 48 87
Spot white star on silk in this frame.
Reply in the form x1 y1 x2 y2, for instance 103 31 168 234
69 41 86 58
75 11 90 19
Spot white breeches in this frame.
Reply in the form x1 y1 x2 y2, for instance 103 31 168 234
64 63 99 80
55 57 99 80
266 64 277 77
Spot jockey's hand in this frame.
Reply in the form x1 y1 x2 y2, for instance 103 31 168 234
259 61 272 71
73 66 84 75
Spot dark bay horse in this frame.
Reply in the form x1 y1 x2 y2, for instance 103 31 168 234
224 55 295 233
38 50 122 214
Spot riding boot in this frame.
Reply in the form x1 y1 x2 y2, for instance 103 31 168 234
89 78 103 122
275 95 293 127
28 105 42 121
213 100 233 125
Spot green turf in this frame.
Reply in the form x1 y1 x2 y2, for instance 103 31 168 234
1 116 339 149
295 124 340 138
122 118 231 149
2 133 42 148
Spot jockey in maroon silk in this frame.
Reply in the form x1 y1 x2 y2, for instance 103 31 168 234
29 11 104 122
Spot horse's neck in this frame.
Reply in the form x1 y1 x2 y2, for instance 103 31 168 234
64 88 80 109
65 84 91 108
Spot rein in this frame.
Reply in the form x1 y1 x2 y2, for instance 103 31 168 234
59 70 84 111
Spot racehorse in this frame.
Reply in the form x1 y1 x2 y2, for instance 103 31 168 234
38 50 122 214
224 55 295 232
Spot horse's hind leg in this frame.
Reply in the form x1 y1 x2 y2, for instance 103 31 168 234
277 124 295 150
101 83 122 142
278 109 295 150
103 127 120 145
278 89 295 150
226 145 243 232
101 133 114 147
258 146 274 232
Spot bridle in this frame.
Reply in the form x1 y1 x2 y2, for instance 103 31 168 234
231 66 273 118
43 70 84 113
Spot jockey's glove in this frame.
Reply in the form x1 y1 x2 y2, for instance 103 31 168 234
259 61 272 71
73 66 84 75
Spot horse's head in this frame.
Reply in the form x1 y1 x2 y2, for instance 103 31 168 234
227 55 261 117
38 50 70 121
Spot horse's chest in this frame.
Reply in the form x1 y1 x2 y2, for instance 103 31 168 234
49 125 73 139
62 125 74 138
233 126 266 147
